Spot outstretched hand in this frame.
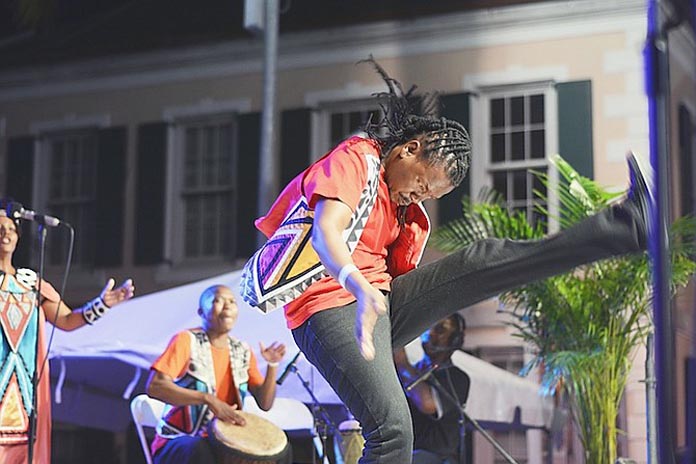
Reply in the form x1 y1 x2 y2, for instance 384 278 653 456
259 341 286 364
100 278 135 308
355 286 388 360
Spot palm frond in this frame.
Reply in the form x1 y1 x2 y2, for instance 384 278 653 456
431 155 696 464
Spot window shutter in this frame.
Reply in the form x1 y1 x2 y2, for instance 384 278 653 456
678 105 694 216
5 136 35 265
280 108 312 188
438 92 471 226
94 127 127 267
556 80 594 179
134 122 167 265
236 112 261 258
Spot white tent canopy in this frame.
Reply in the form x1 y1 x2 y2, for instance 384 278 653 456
48 270 553 432
404 343 554 429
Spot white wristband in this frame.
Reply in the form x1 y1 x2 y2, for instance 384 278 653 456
81 296 110 325
267 362 279 368
337 263 359 289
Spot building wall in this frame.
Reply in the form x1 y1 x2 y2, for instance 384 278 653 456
1 1 690 463
668 18 696 456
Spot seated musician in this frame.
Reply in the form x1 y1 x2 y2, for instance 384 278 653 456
393 313 471 464
146 284 287 464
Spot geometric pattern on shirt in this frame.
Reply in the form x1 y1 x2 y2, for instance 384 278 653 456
157 373 210 438
190 330 251 391
156 330 252 439
0 272 39 444
240 154 381 313
14 269 38 292
0 291 37 353
0 373 31 442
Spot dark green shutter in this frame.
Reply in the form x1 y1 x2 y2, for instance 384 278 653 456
557 81 594 179
438 92 471 225
236 112 261 258
5 136 35 265
134 122 167 265
280 108 312 187
678 105 694 215
94 127 127 267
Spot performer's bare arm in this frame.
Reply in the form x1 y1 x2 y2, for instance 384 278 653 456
42 278 134 331
313 197 388 360
393 348 439 415
146 369 245 425
249 341 286 410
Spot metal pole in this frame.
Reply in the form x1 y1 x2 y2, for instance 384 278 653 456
258 0 280 220
645 332 658 464
644 1 677 462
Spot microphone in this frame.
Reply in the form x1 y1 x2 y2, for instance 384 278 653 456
404 363 440 392
276 351 301 385
5 202 62 227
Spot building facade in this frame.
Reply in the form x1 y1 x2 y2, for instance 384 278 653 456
0 0 694 462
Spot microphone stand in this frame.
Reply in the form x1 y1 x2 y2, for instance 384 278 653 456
286 364 337 464
27 224 47 464
428 373 519 464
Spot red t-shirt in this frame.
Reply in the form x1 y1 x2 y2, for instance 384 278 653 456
283 137 401 329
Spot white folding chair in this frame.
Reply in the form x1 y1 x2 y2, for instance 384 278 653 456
243 395 327 462
130 394 166 464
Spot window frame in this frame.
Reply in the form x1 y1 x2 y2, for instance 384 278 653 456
313 97 384 160
474 81 559 233
34 128 100 269
165 112 239 265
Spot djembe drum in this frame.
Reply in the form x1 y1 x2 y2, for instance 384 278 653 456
333 419 365 464
208 412 289 464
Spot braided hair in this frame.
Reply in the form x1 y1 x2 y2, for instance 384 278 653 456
0 198 22 236
361 56 471 189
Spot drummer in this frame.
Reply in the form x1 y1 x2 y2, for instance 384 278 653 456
146 284 287 464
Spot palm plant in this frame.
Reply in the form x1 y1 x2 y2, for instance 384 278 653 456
430 155 696 464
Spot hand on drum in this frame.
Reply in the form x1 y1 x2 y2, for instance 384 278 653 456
206 395 246 426
259 341 286 364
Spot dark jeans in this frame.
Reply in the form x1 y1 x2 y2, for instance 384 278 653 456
412 449 458 464
153 436 215 464
292 203 645 464
154 435 292 464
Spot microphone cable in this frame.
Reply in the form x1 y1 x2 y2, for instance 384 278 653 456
37 222 75 383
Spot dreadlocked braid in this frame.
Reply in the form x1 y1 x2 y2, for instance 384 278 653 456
361 56 471 188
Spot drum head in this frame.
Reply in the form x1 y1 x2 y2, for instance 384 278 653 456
209 412 289 462
338 419 361 433
333 421 364 464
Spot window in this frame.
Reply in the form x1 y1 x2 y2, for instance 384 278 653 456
479 346 529 463
493 430 529 464
44 131 98 267
329 106 382 148
484 86 554 229
478 346 525 375
317 98 384 157
176 117 237 261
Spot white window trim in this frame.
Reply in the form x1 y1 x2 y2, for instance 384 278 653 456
162 98 251 123
472 81 560 233
308 83 384 159
29 113 111 135
27 115 111 285
160 98 249 273
161 112 239 272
